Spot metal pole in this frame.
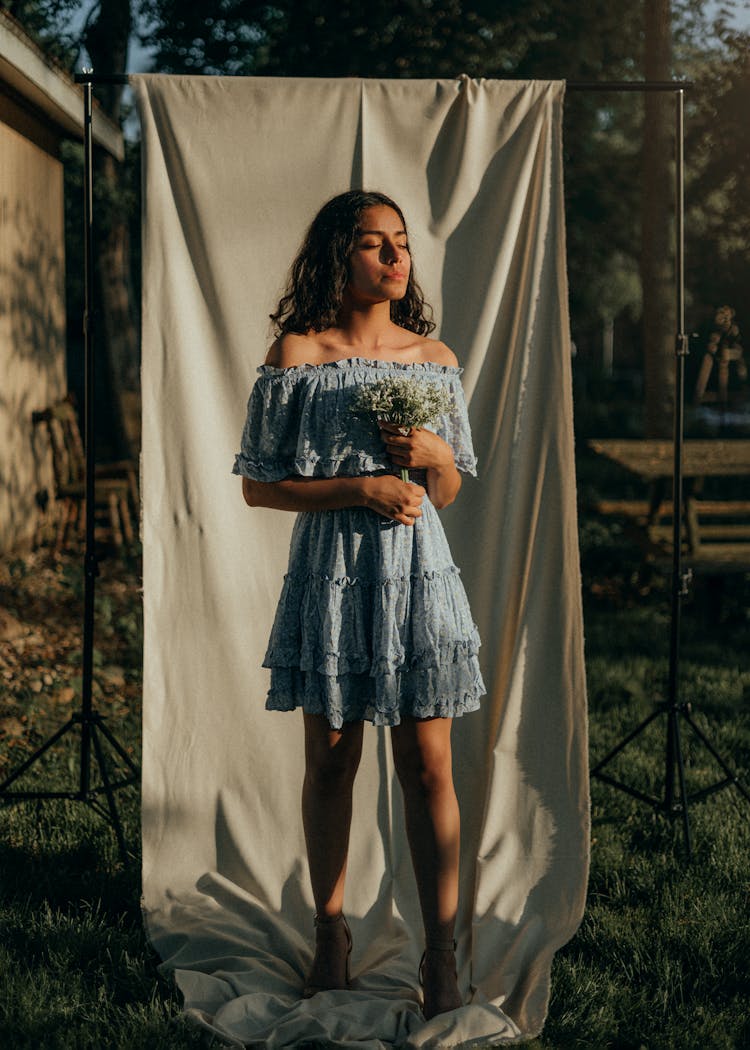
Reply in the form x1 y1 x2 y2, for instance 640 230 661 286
668 87 693 855
72 73 692 91
566 80 692 91
74 72 130 85
670 89 687 679
80 79 96 799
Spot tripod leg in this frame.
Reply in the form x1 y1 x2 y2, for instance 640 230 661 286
590 707 662 777
671 708 693 859
94 715 140 776
682 711 750 805
0 717 78 793
90 725 130 868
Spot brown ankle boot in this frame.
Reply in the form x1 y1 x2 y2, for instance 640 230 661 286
419 938 462 1019
302 913 352 997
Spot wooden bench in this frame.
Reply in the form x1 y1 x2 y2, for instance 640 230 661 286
588 439 750 572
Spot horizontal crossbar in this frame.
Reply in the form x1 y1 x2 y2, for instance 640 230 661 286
73 73 692 92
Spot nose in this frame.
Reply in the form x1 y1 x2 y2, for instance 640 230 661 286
382 240 401 264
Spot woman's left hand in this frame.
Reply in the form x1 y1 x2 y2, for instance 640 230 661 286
378 422 454 471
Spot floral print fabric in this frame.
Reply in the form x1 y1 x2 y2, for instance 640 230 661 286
233 357 486 727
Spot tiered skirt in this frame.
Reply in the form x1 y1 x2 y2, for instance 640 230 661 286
263 477 486 728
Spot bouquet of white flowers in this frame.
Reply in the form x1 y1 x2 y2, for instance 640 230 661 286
350 376 454 482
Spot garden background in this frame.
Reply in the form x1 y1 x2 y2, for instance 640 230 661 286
1 1 749 1047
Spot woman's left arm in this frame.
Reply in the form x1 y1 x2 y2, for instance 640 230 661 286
424 459 462 509
379 423 462 510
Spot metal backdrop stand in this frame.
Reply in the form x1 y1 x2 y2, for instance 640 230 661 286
0 73 139 868
575 84 750 858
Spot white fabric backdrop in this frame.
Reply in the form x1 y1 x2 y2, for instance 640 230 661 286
133 74 589 1048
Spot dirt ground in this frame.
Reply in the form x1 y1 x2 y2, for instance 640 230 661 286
0 546 142 776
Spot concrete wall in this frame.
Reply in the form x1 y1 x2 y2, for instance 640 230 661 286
0 117 66 551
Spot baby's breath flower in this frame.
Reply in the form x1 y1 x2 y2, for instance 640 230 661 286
350 377 454 482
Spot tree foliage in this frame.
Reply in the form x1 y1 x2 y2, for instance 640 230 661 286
685 31 750 318
138 0 551 78
3 0 87 64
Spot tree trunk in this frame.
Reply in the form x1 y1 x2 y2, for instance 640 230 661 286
84 0 139 458
641 0 675 438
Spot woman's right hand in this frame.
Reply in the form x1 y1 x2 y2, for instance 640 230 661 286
360 475 426 526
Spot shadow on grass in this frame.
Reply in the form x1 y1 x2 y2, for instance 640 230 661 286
0 828 140 915
0 810 221 1049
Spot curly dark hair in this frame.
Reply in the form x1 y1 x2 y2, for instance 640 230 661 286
270 190 435 336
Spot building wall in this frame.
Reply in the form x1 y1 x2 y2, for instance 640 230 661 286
0 117 66 551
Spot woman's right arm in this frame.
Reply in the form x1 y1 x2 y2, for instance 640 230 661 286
242 474 426 527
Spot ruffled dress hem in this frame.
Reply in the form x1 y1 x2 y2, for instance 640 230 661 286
262 667 485 726
261 560 487 729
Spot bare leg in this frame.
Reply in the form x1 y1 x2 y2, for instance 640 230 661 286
391 716 462 1018
301 713 363 991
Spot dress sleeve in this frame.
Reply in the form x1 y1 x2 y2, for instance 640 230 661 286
232 367 388 481
232 371 310 482
438 374 479 477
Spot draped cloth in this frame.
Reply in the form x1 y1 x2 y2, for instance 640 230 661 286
133 74 589 1048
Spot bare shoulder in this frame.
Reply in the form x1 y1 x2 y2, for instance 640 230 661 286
421 339 459 368
264 332 323 368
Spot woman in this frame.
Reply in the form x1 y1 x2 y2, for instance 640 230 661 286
233 190 486 1020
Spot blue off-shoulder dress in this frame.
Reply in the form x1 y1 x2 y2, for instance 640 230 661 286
233 357 487 729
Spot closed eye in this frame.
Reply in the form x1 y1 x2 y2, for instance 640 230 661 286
360 242 409 252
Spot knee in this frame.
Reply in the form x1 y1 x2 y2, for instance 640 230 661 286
305 734 362 793
393 736 453 798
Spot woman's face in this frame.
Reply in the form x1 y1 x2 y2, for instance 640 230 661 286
346 205 411 304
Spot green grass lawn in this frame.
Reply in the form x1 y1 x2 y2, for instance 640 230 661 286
1 527 748 1049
